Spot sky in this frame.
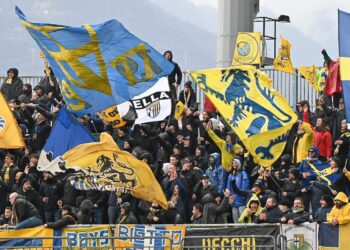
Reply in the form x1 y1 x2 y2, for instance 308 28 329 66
190 0 350 63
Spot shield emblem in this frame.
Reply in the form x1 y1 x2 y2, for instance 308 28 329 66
146 101 160 118
294 234 304 248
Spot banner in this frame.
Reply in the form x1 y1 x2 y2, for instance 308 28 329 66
184 225 279 250
319 223 350 250
54 225 112 249
118 77 172 124
338 9 350 123
273 36 295 74
0 228 53 247
232 32 261 66
308 162 341 185
115 224 186 250
16 7 174 114
97 105 127 128
190 66 297 166
281 222 318 250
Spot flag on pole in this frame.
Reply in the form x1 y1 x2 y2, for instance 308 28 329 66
0 93 25 148
117 77 172 124
16 6 174 114
338 9 350 123
38 107 96 170
273 36 295 74
298 65 320 92
41 132 168 209
190 65 297 167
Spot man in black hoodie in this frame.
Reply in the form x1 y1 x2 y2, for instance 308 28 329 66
1 68 23 101
164 50 182 100
44 205 77 229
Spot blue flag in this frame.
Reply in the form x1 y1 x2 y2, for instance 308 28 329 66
15 6 174 114
308 162 341 185
339 9 350 123
38 106 96 171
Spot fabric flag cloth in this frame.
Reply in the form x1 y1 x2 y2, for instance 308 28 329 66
38 106 96 170
15 7 174 114
0 92 25 148
97 105 127 128
41 132 168 209
190 65 297 167
117 77 172 124
308 162 341 185
298 65 320 92
174 101 185 120
319 223 350 250
0 228 53 247
338 9 350 123
232 32 261 66
273 36 295 74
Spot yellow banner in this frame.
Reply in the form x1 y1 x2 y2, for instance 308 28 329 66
115 225 186 250
97 105 127 128
232 32 261 66
273 36 295 74
298 65 319 92
0 93 25 148
61 225 112 249
0 227 53 247
190 66 297 166
174 101 185 120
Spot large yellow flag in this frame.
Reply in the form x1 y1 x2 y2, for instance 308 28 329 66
273 36 295 74
0 93 25 148
97 105 127 128
298 65 320 92
48 132 167 209
190 66 297 167
232 32 261 66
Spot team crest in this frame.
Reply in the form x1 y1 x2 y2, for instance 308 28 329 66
146 100 160 118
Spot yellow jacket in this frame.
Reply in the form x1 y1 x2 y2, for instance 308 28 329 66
238 195 263 223
292 123 313 164
327 192 350 225
207 130 242 170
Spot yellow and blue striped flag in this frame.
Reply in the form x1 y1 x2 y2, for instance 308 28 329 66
339 9 350 123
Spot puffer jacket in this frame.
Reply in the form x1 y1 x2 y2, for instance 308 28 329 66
201 193 229 224
1 68 23 101
206 153 227 194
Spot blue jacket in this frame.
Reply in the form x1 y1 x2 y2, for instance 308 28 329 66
226 169 250 207
206 153 227 194
299 146 322 188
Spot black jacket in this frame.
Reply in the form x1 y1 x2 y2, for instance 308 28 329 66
17 188 42 211
285 209 309 225
86 190 107 207
255 205 283 223
13 195 41 223
47 213 77 229
39 179 62 211
1 68 23 101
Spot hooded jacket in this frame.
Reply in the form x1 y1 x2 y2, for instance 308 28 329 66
226 159 250 207
327 192 350 224
163 51 182 86
205 153 227 194
201 193 229 224
1 68 23 101
238 195 263 223
299 146 321 188
207 129 242 170
293 122 314 164
313 127 332 158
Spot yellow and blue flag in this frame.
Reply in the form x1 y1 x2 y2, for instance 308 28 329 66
298 65 320 93
339 10 350 123
319 223 350 250
15 7 174 114
273 36 295 74
190 66 297 166
38 106 96 170
0 92 25 149
0 228 53 247
42 132 168 209
308 162 341 185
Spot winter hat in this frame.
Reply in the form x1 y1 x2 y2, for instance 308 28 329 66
289 168 300 178
321 195 334 206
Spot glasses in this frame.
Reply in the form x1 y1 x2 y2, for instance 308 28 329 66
308 150 315 153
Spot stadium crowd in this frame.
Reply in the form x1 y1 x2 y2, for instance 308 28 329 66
0 50 349 230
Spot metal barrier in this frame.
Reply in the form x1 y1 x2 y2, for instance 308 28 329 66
77 236 173 250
